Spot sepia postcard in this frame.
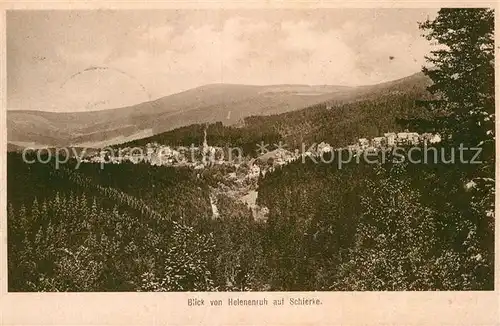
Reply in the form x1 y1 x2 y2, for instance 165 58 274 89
0 1 499 325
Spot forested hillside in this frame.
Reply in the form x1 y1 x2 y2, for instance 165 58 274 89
8 152 270 291
116 121 282 157
7 153 216 291
117 72 432 155
256 149 494 290
8 146 494 291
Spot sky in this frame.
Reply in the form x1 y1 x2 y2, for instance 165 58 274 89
7 9 438 112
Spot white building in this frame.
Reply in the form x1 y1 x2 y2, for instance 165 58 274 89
384 132 397 146
430 134 442 143
247 164 261 179
372 137 385 148
317 142 333 153
407 132 420 145
358 138 369 149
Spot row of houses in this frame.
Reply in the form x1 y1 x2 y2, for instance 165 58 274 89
85 131 441 170
84 143 229 167
349 132 441 152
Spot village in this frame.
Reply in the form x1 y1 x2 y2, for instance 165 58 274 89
83 131 441 170
82 130 442 222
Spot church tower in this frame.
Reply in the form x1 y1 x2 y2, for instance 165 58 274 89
202 124 209 154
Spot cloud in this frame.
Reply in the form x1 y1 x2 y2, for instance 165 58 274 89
276 20 358 84
7 10 435 112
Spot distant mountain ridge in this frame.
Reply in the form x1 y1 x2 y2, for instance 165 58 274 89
7 72 431 148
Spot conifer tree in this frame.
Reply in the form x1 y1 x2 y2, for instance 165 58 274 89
31 198 40 227
407 8 494 151
402 8 495 219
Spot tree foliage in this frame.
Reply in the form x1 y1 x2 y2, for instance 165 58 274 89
406 9 494 152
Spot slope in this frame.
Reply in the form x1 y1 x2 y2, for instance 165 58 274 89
7 72 430 148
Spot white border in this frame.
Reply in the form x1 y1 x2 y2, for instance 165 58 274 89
0 1 498 325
